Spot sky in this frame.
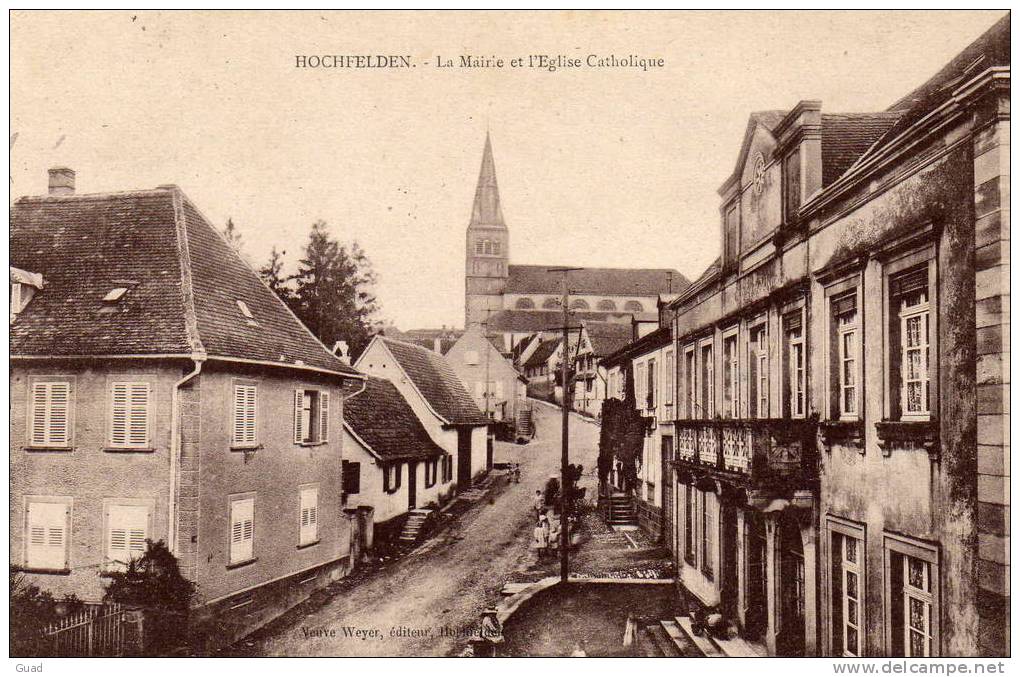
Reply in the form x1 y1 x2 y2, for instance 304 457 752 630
10 10 1007 330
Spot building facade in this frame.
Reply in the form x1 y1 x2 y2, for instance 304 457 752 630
445 324 528 424
355 336 491 487
668 17 1009 657
10 174 364 649
342 377 454 543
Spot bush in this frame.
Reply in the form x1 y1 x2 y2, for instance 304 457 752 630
102 539 195 656
10 569 84 656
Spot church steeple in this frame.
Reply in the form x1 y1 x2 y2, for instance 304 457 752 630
465 133 510 328
470 132 506 229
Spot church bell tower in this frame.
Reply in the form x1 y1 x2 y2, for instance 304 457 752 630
465 133 510 327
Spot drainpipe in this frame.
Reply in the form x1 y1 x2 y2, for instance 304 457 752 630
169 355 205 556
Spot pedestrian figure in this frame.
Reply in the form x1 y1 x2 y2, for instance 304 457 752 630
533 489 544 520
513 463 521 483
548 518 560 555
570 640 587 657
532 520 549 559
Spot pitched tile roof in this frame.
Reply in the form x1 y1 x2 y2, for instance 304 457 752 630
583 321 635 358
523 338 561 370
505 265 688 297
863 14 1010 165
343 376 446 461
821 113 903 186
10 187 358 376
381 337 490 426
487 308 651 333
603 325 672 366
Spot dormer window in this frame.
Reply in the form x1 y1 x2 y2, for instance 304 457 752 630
236 300 258 327
103 288 129 303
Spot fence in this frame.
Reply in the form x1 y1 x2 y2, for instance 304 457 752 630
42 602 130 657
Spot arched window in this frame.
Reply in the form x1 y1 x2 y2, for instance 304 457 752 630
515 297 535 309
597 299 617 311
483 240 492 255
570 299 590 311
543 297 560 310
492 241 502 256
624 300 644 312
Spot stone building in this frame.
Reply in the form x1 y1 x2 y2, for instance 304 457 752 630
342 376 454 544
463 133 687 345
10 171 365 650
667 15 1009 657
355 336 491 488
602 326 676 543
445 324 528 424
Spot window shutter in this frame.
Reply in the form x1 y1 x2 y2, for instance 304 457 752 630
30 383 49 446
343 461 361 494
110 383 128 446
293 390 304 444
892 269 928 298
831 292 858 318
784 310 803 332
299 487 318 544
129 384 149 447
234 384 257 446
245 386 257 444
26 501 68 570
30 382 71 447
111 383 149 447
233 386 245 444
230 498 254 563
319 391 330 443
107 504 148 566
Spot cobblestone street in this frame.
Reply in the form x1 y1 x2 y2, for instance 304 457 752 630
232 402 620 657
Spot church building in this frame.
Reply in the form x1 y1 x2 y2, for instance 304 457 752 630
464 134 688 350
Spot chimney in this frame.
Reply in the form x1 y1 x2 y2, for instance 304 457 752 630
332 340 351 365
433 338 442 353
48 167 75 196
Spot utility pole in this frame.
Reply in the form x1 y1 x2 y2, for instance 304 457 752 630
549 266 582 583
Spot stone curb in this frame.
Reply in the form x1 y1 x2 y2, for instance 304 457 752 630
496 576 676 625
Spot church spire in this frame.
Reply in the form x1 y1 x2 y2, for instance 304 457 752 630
470 132 506 228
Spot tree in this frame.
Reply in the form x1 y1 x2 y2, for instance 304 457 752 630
10 569 84 656
103 540 195 656
258 246 295 305
598 362 647 494
290 221 379 359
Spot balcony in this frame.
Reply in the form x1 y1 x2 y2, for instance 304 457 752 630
673 417 819 491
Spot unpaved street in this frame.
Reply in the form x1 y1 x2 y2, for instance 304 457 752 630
251 402 599 657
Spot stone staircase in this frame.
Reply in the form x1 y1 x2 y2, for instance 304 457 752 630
607 492 638 527
398 509 433 543
516 408 534 441
640 614 767 657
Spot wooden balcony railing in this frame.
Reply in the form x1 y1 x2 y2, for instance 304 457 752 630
674 417 818 483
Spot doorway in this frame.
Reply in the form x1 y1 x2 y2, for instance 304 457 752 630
744 511 768 641
457 428 472 487
776 512 806 656
407 461 418 509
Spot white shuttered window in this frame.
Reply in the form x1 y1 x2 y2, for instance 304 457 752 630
294 389 329 444
107 504 148 567
29 381 71 447
232 384 258 447
109 382 151 448
229 497 255 564
299 487 319 545
26 500 70 570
